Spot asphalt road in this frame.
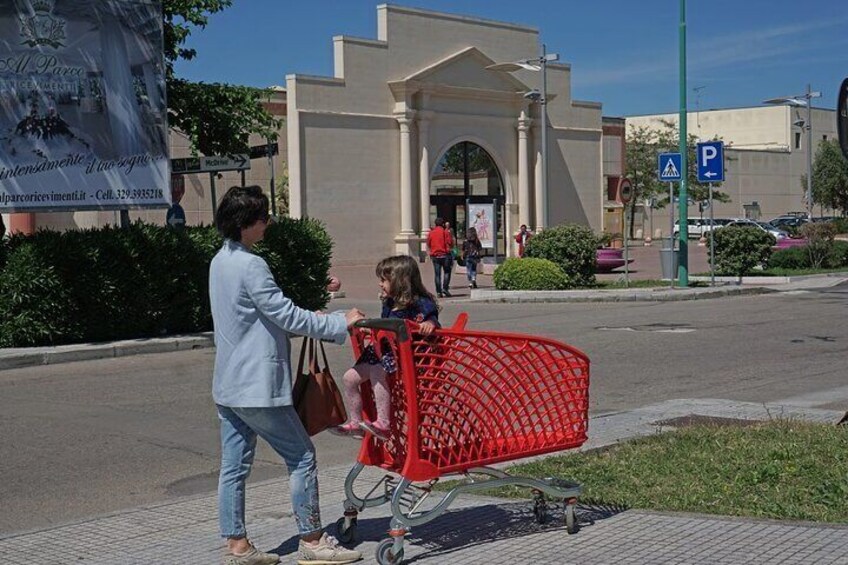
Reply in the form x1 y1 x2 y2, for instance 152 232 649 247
1 284 847 535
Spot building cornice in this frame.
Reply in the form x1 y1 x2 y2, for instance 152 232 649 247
378 3 538 34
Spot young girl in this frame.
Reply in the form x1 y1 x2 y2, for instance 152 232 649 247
462 227 483 289
333 255 440 440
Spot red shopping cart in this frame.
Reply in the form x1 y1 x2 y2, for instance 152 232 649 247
335 315 590 565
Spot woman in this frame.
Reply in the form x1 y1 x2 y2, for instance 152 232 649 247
209 185 364 565
461 227 483 289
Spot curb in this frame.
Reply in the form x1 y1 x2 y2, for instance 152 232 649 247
0 333 214 371
470 285 775 303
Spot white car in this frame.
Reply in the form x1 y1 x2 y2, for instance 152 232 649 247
673 218 731 238
724 219 788 239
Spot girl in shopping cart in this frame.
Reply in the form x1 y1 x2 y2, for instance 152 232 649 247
332 255 440 440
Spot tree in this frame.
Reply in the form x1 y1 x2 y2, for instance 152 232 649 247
625 125 664 237
806 139 848 215
164 1 281 156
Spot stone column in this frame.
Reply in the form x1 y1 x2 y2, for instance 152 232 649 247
517 110 532 230
397 115 415 236
418 112 432 243
533 140 543 232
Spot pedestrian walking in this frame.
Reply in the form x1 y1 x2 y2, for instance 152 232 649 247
209 185 365 565
426 217 453 297
462 227 483 289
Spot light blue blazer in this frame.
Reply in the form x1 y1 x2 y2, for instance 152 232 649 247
209 240 348 408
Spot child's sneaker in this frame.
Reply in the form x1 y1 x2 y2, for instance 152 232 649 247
360 420 390 441
329 422 365 439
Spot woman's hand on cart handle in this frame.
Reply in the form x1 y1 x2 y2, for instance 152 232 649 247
345 309 366 329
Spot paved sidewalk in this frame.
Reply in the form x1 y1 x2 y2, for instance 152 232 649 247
2 398 846 564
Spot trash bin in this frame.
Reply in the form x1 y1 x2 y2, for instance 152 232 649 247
660 242 678 280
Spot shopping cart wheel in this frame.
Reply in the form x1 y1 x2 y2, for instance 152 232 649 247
334 516 357 544
376 538 405 565
564 500 579 534
532 491 548 524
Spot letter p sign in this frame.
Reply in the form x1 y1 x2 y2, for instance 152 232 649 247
696 140 725 183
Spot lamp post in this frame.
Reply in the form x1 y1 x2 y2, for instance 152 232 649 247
487 45 559 230
764 85 821 219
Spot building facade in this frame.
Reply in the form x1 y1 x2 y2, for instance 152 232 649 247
627 105 838 237
8 4 607 265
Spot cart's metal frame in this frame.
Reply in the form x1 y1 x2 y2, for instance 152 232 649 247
336 461 582 565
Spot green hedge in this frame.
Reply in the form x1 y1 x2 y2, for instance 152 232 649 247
0 218 333 348
770 240 848 270
493 257 569 291
708 226 775 277
523 223 598 288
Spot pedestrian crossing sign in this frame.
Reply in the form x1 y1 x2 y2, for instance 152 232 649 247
657 152 683 182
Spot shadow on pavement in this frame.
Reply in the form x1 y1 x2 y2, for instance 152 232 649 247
272 500 627 561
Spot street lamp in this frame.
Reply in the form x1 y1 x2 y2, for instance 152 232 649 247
764 84 822 219
487 45 559 230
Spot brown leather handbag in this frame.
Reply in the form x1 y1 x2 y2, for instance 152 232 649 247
293 338 348 436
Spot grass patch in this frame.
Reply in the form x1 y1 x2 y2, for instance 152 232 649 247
446 421 848 522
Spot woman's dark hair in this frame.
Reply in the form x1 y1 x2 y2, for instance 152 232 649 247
376 255 437 308
466 227 478 241
215 185 270 241
434 217 445 227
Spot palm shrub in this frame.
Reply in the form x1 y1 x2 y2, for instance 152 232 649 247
523 223 598 288
708 226 775 277
493 258 569 290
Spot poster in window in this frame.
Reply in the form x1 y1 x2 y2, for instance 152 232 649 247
467 202 494 249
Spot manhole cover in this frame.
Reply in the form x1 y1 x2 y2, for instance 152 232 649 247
653 415 760 428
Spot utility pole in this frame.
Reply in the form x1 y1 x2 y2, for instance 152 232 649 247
677 0 689 286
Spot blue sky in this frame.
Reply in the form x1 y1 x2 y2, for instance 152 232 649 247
173 0 848 117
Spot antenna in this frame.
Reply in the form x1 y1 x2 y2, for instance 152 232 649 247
693 85 707 128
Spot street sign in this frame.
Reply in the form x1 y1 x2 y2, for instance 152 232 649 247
658 152 683 182
618 178 633 204
249 142 279 160
171 154 250 175
696 141 724 182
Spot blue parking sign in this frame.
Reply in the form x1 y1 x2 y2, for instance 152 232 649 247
657 152 682 182
696 141 724 183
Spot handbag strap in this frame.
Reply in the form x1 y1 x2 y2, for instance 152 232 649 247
296 336 311 376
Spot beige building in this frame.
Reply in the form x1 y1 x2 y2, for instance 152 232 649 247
12 4 606 265
627 105 838 237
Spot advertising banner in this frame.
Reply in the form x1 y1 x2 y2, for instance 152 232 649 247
0 0 169 211
468 202 494 249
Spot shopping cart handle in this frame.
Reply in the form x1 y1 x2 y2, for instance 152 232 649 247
353 318 410 341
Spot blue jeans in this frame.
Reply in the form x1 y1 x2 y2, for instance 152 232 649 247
217 405 322 539
465 258 478 282
432 255 452 294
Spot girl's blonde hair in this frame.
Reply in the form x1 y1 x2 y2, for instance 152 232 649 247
376 255 437 308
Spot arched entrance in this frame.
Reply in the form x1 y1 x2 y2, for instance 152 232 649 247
430 141 505 253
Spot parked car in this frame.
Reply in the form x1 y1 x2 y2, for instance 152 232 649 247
673 218 732 238
769 216 809 229
724 219 788 239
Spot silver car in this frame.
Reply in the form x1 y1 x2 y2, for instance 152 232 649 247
725 219 788 239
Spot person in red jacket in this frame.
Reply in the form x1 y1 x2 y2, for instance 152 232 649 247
426 217 453 297
515 224 532 257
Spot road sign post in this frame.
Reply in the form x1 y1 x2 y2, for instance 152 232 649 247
697 140 725 288
618 178 633 287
